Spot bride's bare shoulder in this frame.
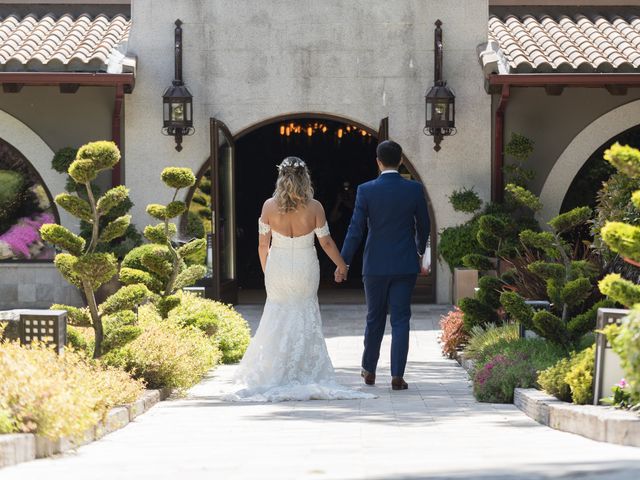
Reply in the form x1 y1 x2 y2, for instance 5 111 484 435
309 198 324 212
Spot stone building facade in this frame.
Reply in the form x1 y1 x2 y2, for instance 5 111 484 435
2 0 640 307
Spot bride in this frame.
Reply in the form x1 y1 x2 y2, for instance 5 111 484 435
225 157 376 402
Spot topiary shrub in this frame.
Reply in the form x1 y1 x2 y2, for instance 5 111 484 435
119 167 206 318
448 187 483 214
103 304 221 390
500 187 600 349
168 292 250 363
41 141 151 358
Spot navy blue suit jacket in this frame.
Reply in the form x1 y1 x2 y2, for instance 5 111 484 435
340 172 430 276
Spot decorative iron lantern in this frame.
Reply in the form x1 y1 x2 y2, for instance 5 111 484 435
424 20 456 152
162 19 194 152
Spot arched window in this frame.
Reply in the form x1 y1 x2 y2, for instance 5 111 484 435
0 138 58 261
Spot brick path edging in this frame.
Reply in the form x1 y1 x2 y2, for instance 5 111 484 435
0 388 172 469
452 350 640 448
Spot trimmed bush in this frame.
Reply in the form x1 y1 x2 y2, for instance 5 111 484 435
538 346 595 405
538 357 573 402
103 305 221 390
168 292 250 363
0 340 144 439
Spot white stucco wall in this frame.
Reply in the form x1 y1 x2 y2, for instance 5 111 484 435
125 0 491 303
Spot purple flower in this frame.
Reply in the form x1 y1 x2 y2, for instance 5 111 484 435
0 213 55 258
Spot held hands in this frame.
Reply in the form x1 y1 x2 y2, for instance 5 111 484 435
334 264 349 283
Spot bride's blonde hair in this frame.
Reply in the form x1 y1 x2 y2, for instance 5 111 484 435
273 157 314 213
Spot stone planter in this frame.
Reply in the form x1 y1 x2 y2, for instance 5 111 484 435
453 268 478 305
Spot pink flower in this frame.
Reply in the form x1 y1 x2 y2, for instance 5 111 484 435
0 213 55 258
617 379 628 389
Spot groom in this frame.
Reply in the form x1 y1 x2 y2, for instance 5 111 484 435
337 140 430 390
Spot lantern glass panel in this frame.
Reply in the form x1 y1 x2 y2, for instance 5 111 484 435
171 102 185 122
426 100 433 122
186 101 192 124
434 102 447 122
163 102 170 124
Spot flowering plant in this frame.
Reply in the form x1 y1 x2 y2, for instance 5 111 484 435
602 379 634 409
439 307 467 358
473 352 538 403
0 212 54 259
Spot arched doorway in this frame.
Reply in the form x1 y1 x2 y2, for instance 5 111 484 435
539 99 640 222
184 113 436 304
0 137 59 261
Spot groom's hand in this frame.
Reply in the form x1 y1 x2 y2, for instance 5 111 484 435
418 255 430 276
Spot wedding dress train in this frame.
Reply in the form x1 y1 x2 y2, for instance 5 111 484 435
224 220 376 402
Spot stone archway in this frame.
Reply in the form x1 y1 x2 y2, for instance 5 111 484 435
0 109 70 229
186 112 437 302
539 99 640 223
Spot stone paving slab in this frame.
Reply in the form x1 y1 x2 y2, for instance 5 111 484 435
1 304 640 479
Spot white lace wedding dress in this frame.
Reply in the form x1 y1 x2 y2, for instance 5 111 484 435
224 219 376 402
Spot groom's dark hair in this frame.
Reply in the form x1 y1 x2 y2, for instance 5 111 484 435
376 140 402 167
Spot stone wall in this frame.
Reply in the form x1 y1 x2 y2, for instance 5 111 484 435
125 0 491 303
0 263 82 310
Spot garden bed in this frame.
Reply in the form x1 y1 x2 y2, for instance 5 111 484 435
0 387 171 469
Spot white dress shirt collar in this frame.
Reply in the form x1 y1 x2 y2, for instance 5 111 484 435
380 169 398 175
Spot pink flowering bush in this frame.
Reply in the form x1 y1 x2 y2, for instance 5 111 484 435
473 353 538 403
472 338 566 403
439 307 468 358
0 212 54 259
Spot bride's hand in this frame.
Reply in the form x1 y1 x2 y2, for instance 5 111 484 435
334 264 348 283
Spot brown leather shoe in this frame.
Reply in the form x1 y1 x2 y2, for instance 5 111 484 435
391 377 408 390
361 369 376 386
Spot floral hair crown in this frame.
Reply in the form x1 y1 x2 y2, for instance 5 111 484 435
277 157 306 173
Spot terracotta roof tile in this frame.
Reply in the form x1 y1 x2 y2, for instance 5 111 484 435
483 13 640 74
0 12 133 73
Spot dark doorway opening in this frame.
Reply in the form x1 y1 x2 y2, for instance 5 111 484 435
236 117 378 290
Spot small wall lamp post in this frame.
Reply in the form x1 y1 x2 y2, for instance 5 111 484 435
424 20 456 152
162 19 194 152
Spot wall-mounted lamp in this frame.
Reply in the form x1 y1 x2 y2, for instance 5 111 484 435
424 20 456 152
162 19 194 152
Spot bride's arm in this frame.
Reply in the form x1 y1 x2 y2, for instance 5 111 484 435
314 202 348 275
258 201 272 274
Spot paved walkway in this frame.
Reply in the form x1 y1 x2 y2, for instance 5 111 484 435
2 304 640 480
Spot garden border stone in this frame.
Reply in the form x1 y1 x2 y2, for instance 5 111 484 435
453 351 640 447
0 388 170 468
514 388 640 447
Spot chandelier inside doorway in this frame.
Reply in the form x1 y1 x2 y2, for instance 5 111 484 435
278 121 372 140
